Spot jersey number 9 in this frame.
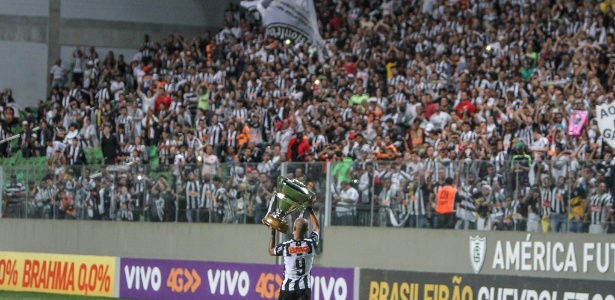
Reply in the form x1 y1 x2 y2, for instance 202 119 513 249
295 257 306 276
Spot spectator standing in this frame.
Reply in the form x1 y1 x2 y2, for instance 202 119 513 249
83 61 97 91
5 174 26 218
71 47 85 86
523 185 542 233
550 176 570 233
287 132 309 162
184 171 202 222
200 144 220 178
100 124 119 164
568 181 587 233
587 182 612 234
19 120 32 158
65 137 86 172
49 59 68 89
333 180 358 225
406 177 429 228
110 74 125 102
434 177 460 229
80 117 97 148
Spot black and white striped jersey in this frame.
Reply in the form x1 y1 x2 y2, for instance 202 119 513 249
274 231 319 291
406 187 427 216
515 126 534 147
206 122 224 146
540 185 554 216
232 107 248 121
589 193 612 225
550 187 569 214
460 130 477 144
184 181 202 210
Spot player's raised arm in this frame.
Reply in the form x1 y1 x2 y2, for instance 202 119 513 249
307 205 320 235
268 229 277 256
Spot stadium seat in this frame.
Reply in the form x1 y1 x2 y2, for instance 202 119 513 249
6 154 17 166
15 172 24 182
148 146 157 159
151 158 159 170
35 156 47 166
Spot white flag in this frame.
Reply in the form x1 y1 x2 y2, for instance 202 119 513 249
241 0 324 51
597 102 615 148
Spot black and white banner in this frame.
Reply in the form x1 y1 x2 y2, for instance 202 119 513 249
241 0 324 47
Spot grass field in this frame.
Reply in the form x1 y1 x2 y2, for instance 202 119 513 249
0 291 130 300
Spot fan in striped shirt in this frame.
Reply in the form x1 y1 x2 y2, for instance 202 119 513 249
232 101 248 121
140 35 154 63
518 125 538 150
404 178 429 228
116 107 134 138
459 122 477 144
184 172 202 223
549 177 569 233
185 67 201 84
387 69 405 87
206 116 224 147
245 81 261 100
269 205 320 300
587 182 612 234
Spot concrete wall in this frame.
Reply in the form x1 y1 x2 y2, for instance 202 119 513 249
0 0 50 106
0 219 274 265
60 0 220 27
0 0 233 108
0 0 50 17
0 41 49 105
2 219 615 281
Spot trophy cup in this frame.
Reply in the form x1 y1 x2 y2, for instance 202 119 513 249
262 176 315 234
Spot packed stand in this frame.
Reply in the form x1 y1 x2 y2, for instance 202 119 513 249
2 0 615 234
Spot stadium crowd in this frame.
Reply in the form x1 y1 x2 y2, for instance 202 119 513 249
2 0 615 234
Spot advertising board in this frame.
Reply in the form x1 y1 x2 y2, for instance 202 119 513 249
468 233 615 280
361 269 614 300
0 251 115 297
119 257 354 300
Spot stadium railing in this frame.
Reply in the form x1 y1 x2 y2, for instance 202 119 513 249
0 159 604 234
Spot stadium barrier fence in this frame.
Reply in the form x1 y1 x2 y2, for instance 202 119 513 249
0 159 605 235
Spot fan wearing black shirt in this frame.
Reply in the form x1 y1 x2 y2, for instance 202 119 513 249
100 124 119 164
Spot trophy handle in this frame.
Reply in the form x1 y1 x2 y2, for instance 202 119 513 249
277 176 285 189
265 193 277 216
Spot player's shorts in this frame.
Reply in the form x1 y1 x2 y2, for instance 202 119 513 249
278 288 311 300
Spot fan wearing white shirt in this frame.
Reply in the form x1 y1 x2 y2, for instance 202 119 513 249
137 81 159 114
428 103 450 131
170 146 185 179
332 181 359 226
529 126 549 158
45 140 66 159
62 123 81 145
50 59 68 88
110 74 125 102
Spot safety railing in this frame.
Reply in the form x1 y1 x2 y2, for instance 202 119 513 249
0 159 611 234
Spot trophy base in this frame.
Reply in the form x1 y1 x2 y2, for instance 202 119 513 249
263 214 289 234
